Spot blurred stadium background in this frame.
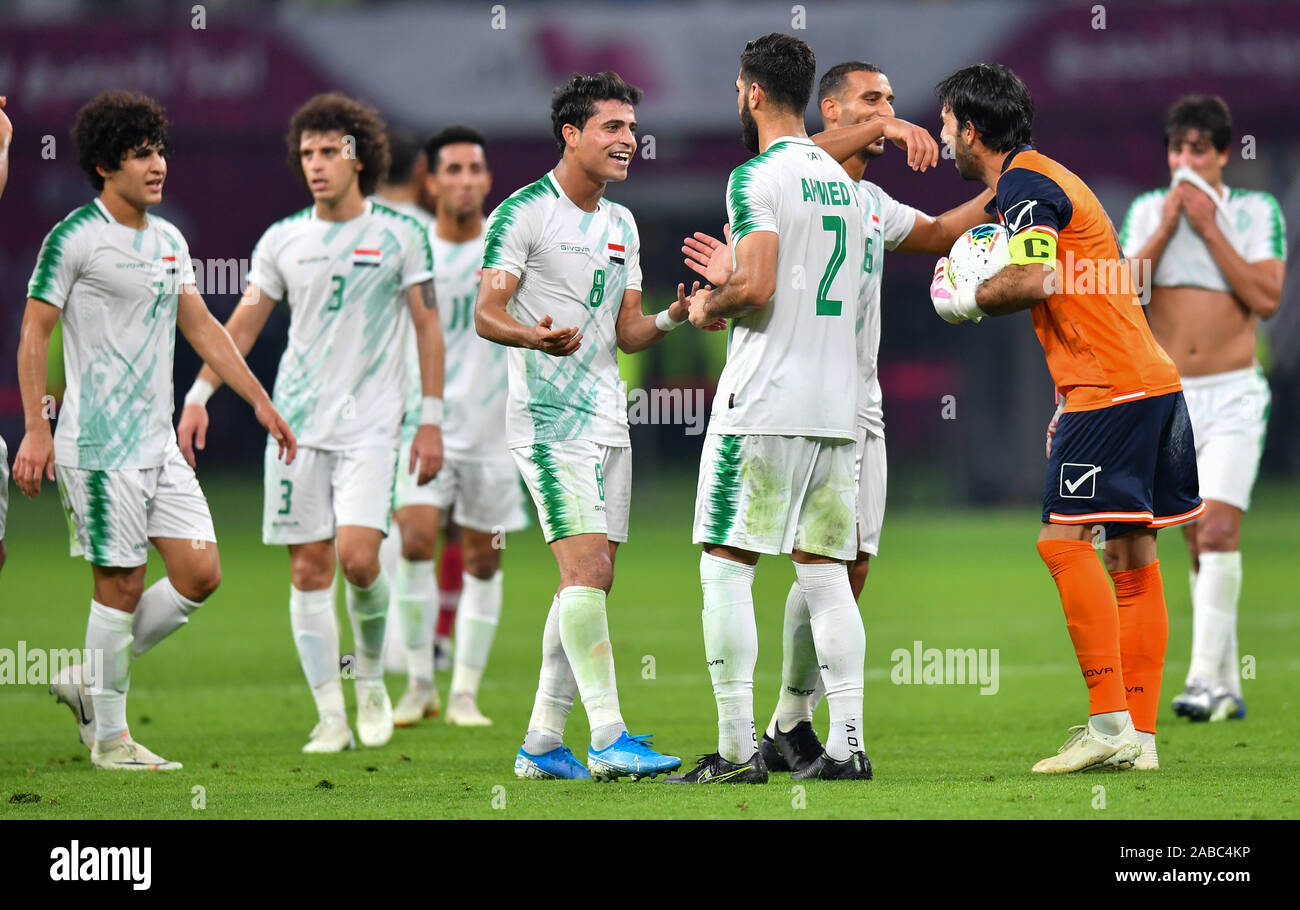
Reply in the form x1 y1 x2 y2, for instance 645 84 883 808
2 0 1297 507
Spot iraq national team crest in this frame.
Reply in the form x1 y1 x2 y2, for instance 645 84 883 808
607 242 625 265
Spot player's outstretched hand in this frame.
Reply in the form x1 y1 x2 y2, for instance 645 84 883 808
676 280 725 331
531 315 582 356
13 429 55 498
254 399 298 466
176 403 209 468
411 424 443 486
683 224 733 287
880 116 940 172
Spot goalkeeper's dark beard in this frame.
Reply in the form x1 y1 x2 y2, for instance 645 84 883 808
740 97 759 154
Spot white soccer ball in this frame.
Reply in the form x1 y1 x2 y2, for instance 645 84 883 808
946 223 1010 292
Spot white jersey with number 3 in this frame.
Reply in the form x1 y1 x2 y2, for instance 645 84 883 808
709 136 864 440
482 170 641 449
248 200 433 451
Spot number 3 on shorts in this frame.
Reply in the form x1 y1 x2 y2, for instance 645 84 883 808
277 479 293 515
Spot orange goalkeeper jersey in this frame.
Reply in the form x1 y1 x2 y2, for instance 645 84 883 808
989 147 1182 412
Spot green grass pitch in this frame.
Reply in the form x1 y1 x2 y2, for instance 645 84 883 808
1 474 1297 820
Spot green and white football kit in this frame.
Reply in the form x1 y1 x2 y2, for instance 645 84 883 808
251 201 433 544
1120 185 1284 511
693 138 865 561
394 230 527 533
482 171 639 544
28 198 216 567
852 180 918 556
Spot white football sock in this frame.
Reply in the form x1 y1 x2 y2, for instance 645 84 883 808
701 552 759 763
1091 709 1130 736
1136 730 1157 764
346 570 390 680
290 585 345 719
131 577 202 659
396 558 435 683
797 561 864 761
557 585 626 750
1188 551 1241 689
764 580 821 738
86 600 133 742
524 596 578 755
451 570 503 698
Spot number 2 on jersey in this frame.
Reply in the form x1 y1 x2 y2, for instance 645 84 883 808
817 215 846 316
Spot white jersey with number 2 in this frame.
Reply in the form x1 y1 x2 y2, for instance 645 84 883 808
709 136 864 441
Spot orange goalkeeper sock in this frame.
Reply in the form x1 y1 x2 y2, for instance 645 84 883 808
1111 561 1168 735
1037 539 1127 716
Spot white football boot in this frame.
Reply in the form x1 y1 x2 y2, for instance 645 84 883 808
49 662 95 750
1032 719 1141 773
355 679 394 747
445 692 492 727
92 731 182 771
302 713 355 753
393 682 440 727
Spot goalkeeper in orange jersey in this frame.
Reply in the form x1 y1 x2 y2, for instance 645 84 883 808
930 64 1202 773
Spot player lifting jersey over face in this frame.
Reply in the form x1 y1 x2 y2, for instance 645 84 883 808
1119 95 1285 725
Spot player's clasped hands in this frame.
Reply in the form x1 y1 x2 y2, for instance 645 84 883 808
530 314 583 356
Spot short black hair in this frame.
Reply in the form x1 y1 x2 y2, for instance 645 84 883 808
72 91 170 191
935 63 1034 153
286 92 389 197
818 61 882 103
550 72 642 152
739 32 817 113
383 127 423 185
424 124 488 171
1164 95 1232 152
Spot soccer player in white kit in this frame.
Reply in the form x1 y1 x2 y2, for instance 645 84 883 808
14 91 295 771
476 72 714 782
0 94 11 576
683 61 990 774
1119 96 1286 723
177 94 445 753
667 34 936 785
387 125 527 728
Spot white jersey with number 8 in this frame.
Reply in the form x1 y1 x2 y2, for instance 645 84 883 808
481 170 641 449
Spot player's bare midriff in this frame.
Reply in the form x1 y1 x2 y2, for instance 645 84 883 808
1146 285 1258 378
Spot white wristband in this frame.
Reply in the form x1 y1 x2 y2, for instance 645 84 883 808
655 309 685 332
184 378 214 408
420 396 444 427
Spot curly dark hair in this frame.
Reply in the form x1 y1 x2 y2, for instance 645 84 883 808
550 72 642 152
286 93 390 197
72 91 170 191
